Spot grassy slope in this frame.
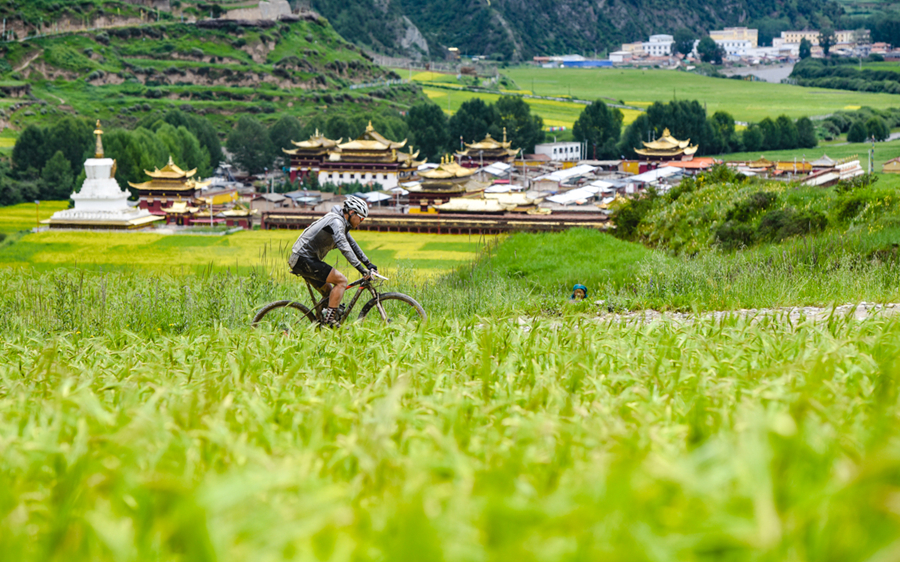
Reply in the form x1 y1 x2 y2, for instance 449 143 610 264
0 18 423 139
503 67 900 122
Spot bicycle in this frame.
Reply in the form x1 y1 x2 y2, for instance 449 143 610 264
252 272 426 331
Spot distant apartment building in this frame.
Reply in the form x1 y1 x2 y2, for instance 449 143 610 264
621 41 645 55
714 39 753 56
777 30 868 47
709 27 758 48
642 35 674 56
535 142 582 162
780 30 821 45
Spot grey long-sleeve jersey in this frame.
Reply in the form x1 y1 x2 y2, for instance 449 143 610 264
288 205 371 274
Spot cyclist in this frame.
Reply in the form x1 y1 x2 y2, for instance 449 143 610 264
288 195 377 326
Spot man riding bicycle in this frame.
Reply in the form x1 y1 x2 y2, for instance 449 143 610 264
288 196 377 326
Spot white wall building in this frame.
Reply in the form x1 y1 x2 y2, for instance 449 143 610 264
642 35 674 56
715 39 753 56
535 142 582 162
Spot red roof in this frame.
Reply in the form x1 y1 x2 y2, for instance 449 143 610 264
662 157 717 170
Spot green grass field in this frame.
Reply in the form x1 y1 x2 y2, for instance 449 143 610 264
0 201 69 234
503 67 900 122
0 225 490 276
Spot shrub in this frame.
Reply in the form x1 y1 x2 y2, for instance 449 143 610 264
758 209 828 242
715 220 755 249
835 194 868 222
725 191 777 223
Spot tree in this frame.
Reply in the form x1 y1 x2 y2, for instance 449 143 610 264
847 120 868 143
41 150 74 200
758 117 781 150
644 100 716 155
741 125 764 153
799 37 812 59
617 113 652 158
226 116 274 174
866 116 890 141
11 125 47 178
324 114 353 140
448 98 498 148
697 36 722 64
819 28 836 56
495 96 544 153
673 28 695 58
405 102 450 162
102 127 169 190
708 111 740 154
268 115 304 164
796 117 818 148
143 110 224 167
155 124 211 177
776 115 799 149
573 100 624 159
44 117 93 178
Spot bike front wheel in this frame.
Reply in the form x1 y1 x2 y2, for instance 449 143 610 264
252 300 316 333
356 293 427 325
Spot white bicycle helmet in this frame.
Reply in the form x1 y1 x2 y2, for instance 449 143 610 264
343 195 369 218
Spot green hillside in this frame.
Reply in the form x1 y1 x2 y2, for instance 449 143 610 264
0 9 425 141
313 0 847 60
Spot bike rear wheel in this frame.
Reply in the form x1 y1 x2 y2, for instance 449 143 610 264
252 300 316 333
356 293 426 325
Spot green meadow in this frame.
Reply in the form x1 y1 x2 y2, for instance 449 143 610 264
503 67 900 122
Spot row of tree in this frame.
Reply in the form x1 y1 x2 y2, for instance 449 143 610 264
571 99 818 160
9 111 223 203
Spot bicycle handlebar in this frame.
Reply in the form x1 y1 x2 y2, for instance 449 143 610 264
347 271 389 289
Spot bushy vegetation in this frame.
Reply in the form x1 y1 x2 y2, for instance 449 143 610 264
791 56 900 94
610 165 900 255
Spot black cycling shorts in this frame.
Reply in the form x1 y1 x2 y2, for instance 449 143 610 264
291 255 333 288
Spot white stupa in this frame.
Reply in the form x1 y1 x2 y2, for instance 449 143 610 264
45 121 164 230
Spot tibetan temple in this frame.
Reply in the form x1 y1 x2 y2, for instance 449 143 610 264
634 129 699 161
283 129 340 182
129 156 211 214
456 129 520 168
285 122 424 189
407 155 483 209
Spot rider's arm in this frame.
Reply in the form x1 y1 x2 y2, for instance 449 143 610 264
345 233 374 270
330 224 368 275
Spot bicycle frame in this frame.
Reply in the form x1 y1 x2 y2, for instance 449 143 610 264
303 273 388 323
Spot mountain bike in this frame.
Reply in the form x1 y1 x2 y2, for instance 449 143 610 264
252 272 426 331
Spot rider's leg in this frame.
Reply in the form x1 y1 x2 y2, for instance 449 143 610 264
317 282 333 298
325 268 348 308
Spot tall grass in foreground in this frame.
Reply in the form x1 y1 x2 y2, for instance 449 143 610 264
2 316 900 560
4 228 900 335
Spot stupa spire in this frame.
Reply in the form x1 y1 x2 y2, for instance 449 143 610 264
94 120 104 158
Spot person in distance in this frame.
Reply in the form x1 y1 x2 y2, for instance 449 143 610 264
288 195 378 326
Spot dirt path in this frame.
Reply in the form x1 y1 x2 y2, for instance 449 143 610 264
518 302 900 330
14 50 43 73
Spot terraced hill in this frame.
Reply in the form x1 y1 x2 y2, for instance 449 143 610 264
0 11 425 139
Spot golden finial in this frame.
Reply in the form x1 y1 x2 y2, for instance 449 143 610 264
93 120 104 158
315 128 319 137
167 155 175 166
366 121 374 132
503 127 507 144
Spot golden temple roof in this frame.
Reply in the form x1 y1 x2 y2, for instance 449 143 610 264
748 157 774 168
284 129 340 154
166 200 199 214
463 129 512 150
143 156 198 179
419 155 477 180
634 128 698 157
339 121 407 151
